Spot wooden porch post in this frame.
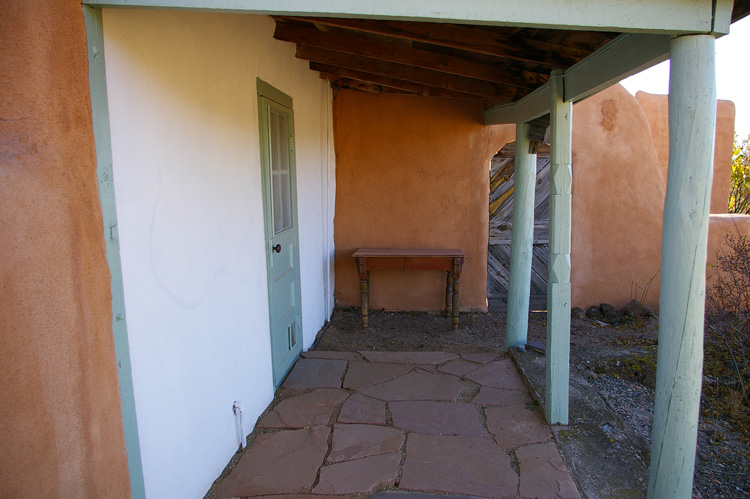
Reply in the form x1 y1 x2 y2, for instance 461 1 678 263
648 34 716 499
505 123 537 351
546 70 572 425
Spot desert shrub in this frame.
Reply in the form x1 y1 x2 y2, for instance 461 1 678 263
704 231 750 420
729 135 750 214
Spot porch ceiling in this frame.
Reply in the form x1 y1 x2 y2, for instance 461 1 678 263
270 0 749 133
272 16 617 109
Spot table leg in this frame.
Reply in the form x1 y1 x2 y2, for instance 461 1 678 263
359 271 370 328
445 271 453 316
452 272 460 330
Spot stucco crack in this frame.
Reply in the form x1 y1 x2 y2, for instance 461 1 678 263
0 117 40 123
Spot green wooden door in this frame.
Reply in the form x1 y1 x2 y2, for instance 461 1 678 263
258 81 303 387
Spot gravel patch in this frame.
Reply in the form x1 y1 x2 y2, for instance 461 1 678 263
590 374 750 498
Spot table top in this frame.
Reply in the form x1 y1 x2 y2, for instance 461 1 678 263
352 248 466 258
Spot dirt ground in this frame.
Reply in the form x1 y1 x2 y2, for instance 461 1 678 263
315 307 659 353
315 307 750 498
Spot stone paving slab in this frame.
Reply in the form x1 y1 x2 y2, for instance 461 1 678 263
485 404 552 450
460 352 502 364
215 426 330 497
359 351 458 365
390 401 487 436
302 351 363 361
470 386 532 407
374 493 484 499
344 361 413 390
243 495 345 499
328 424 405 462
257 389 348 429
437 359 481 377
463 358 526 390
360 371 468 401
338 393 387 425
313 452 402 494
516 442 581 499
400 434 518 498
283 358 348 390
552 424 648 498
214 351 582 499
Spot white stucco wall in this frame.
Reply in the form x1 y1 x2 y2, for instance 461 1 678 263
103 10 334 499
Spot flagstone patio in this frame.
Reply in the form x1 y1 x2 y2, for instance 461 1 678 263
214 351 580 499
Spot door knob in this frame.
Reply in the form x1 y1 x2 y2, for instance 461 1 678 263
273 244 282 253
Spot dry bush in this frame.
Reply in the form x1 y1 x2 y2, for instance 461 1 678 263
704 232 750 420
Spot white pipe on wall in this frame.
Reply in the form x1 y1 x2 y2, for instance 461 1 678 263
232 401 246 450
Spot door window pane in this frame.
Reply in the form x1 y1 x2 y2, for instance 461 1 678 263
270 109 292 234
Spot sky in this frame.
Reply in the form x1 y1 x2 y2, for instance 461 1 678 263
620 15 750 140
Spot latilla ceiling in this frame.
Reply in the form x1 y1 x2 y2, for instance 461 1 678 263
272 16 617 108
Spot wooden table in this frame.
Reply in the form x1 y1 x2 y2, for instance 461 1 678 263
352 248 466 330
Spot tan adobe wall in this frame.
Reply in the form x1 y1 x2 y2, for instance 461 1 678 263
636 91 736 215
570 84 665 309
332 90 514 311
0 1 131 497
332 84 739 312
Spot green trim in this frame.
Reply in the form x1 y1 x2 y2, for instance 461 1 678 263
563 33 671 104
257 78 293 109
82 0 718 34
83 7 147 499
484 33 671 125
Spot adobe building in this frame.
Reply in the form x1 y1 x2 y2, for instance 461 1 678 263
2 1 749 498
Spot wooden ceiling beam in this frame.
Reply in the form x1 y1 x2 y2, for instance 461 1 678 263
732 0 750 22
282 16 593 68
275 21 547 89
312 63 485 99
329 79 411 95
296 45 517 100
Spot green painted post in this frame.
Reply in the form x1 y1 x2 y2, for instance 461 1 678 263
83 7 147 498
648 34 716 499
505 123 537 351
546 69 572 425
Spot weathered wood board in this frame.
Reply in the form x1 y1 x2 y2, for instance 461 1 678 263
487 142 550 306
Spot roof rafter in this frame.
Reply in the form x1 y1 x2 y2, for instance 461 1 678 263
275 21 548 89
329 79 411 95
312 63 484 99
296 45 518 100
283 16 594 68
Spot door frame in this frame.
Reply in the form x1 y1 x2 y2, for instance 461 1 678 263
257 78 304 387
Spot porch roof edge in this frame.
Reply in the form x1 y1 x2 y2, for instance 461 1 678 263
83 0 719 34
